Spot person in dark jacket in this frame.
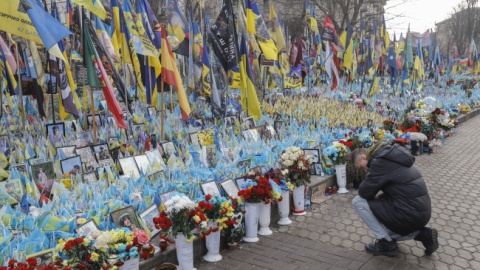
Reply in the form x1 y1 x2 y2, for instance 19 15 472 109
351 143 438 257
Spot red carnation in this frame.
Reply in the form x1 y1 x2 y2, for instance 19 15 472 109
26 258 37 267
8 260 17 268
64 241 73 251
74 237 84 245
205 194 212 201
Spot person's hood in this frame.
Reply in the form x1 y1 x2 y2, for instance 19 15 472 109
373 144 415 167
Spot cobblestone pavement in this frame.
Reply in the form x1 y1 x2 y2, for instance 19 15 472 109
196 114 480 270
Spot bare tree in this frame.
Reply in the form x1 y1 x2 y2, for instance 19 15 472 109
439 0 480 57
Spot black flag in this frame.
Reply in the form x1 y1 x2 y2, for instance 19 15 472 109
207 0 239 72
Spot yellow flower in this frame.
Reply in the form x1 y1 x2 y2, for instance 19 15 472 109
237 196 244 204
192 215 201 223
76 218 87 225
83 238 91 247
90 252 99 262
185 235 196 243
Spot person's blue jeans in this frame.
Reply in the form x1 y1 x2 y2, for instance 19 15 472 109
352 195 419 241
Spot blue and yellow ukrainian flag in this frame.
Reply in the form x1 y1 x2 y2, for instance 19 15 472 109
239 35 262 121
246 0 278 61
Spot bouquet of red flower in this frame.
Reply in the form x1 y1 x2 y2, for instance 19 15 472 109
237 172 281 204
196 194 238 232
56 236 110 270
152 195 210 242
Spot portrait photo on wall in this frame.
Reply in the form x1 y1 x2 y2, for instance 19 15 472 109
30 161 56 198
60 156 83 175
303 149 320 164
224 116 237 128
110 206 141 231
140 205 160 236
188 132 201 149
0 179 24 204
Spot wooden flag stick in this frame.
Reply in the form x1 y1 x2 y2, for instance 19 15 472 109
160 80 165 141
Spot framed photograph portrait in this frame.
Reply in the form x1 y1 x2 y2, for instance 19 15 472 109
10 163 28 177
236 159 251 171
110 206 141 231
134 154 151 175
202 145 217 168
303 149 320 164
224 116 237 128
75 220 100 239
133 123 146 135
56 146 77 159
82 172 97 183
28 158 45 166
140 205 160 236
30 161 55 198
309 163 317 175
0 135 10 156
118 157 141 180
0 179 24 203
46 122 65 137
161 141 176 159
315 163 324 176
92 144 113 161
220 179 239 199
147 106 157 117
241 117 256 130
75 146 99 172
87 114 103 128
201 181 221 196
188 132 201 149
60 156 82 175
145 149 166 172
264 125 276 141
26 249 55 268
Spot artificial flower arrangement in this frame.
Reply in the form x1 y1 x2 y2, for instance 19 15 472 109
237 171 282 204
152 195 210 243
195 194 238 232
278 146 311 187
55 236 111 270
197 128 215 146
322 142 349 166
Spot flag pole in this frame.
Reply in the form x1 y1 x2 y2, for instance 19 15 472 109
15 43 26 130
160 78 165 141
90 85 97 144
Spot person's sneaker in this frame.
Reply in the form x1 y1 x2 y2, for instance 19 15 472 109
365 238 399 257
415 227 439 256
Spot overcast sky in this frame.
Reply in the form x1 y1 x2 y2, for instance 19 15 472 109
384 0 464 35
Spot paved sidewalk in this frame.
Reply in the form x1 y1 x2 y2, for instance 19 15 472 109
196 114 480 270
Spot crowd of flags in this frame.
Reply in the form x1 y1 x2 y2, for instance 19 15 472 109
0 0 479 126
